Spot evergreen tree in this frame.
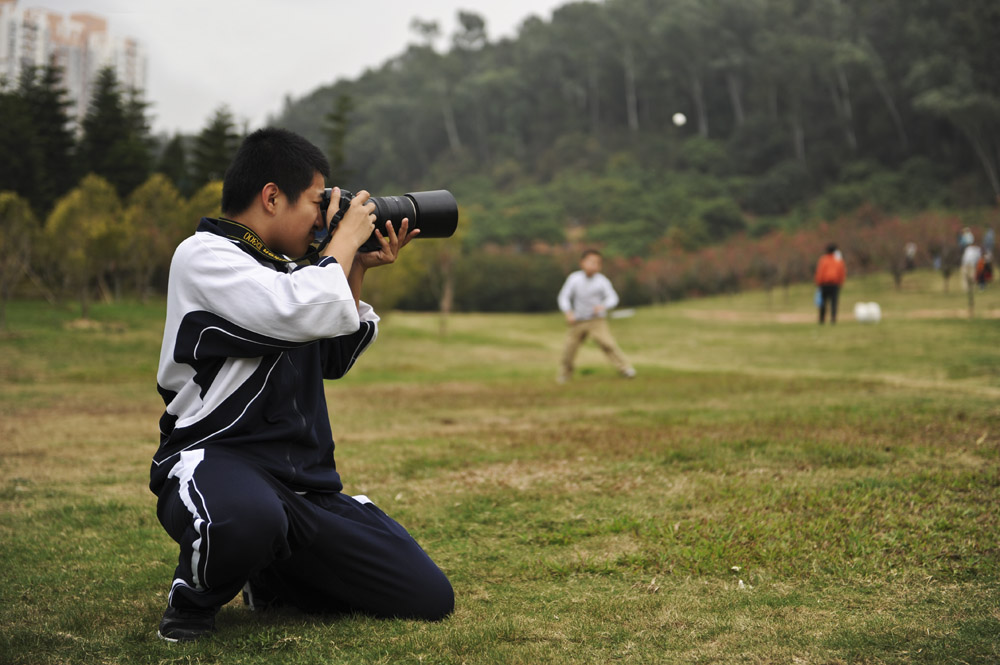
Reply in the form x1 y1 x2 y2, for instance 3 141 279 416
118 87 155 194
77 67 153 198
322 93 354 184
0 78 43 210
191 106 242 187
156 134 193 198
18 64 76 214
77 67 126 185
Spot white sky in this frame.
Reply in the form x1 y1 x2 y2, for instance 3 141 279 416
18 0 572 135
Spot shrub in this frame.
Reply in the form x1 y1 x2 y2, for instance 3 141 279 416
739 160 814 215
676 137 731 176
452 251 566 312
695 197 746 239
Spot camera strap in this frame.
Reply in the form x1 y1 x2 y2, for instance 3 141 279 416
216 218 294 269
216 217 330 268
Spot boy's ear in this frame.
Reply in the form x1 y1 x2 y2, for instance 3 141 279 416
262 183 280 214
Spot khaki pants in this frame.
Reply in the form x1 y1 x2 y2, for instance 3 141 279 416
962 263 977 291
560 317 632 380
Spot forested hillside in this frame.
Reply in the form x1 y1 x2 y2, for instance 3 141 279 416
273 0 1000 258
2 0 998 315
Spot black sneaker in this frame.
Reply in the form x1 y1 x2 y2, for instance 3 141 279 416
157 605 217 642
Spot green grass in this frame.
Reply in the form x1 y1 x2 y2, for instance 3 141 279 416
1 269 998 664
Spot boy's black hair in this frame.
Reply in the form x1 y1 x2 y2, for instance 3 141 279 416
825 243 838 254
221 128 330 216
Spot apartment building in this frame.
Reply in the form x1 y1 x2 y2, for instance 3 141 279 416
0 0 146 125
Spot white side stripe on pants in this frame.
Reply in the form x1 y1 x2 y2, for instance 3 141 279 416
166 449 211 590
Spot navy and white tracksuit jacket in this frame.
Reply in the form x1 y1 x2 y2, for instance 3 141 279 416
151 218 453 620
151 217 376 495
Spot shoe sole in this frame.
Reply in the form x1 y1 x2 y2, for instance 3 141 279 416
158 628 212 643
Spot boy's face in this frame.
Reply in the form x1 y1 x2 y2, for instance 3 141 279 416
270 172 326 258
581 253 602 276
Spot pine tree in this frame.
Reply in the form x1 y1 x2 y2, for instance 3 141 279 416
77 67 152 198
191 106 242 187
156 134 193 197
78 68 126 182
322 93 354 184
118 87 155 195
0 78 43 210
18 65 75 215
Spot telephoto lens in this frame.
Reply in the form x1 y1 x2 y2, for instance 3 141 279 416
319 189 459 252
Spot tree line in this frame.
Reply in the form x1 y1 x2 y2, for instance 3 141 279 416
2 0 999 323
0 64 242 216
2 172 991 328
0 177 222 325
0 63 246 325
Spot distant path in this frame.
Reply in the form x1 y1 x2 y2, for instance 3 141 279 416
629 355 1000 399
678 308 1000 323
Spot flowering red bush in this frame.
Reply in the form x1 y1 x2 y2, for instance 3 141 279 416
593 209 997 306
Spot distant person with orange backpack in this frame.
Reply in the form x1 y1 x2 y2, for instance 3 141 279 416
815 243 846 324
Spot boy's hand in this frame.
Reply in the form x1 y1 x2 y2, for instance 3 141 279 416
356 218 420 270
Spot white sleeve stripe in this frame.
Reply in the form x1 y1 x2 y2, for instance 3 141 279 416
194 325 297 360
340 321 377 376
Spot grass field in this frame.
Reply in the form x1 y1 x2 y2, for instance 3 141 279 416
1 270 998 664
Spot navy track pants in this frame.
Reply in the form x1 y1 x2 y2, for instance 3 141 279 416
818 284 840 323
156 448 454 621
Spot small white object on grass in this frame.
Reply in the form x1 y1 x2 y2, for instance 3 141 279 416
853 302 882 323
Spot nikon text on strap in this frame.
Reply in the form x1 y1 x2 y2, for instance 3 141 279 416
216 218 329 268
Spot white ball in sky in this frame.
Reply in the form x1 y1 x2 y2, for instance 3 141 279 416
672 112 687 127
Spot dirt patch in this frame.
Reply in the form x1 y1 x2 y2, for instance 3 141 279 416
62 318 128 332
902 308 1000 319
679 308 1000 323
679 309 815 323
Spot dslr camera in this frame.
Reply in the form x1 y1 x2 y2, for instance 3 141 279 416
319 188 459 253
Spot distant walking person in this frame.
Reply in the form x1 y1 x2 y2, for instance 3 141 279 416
557 249 636 383
815 243 846 324
961 240 982 292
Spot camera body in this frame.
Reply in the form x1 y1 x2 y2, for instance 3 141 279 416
319 188 459 253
